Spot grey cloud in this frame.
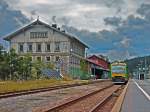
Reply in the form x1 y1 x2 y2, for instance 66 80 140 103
104 17 122 26
106 50 133 61
137 3 150 20
57 17 71 25
124 15 147 26
30 10 38 20
30 10 37 16
102 0 124 8
73 0 125 8
62 25 123 54
52 16 57 23
62 24 135 60
0 0 9 10
62 3 150 60
62 25 107 53
102 3 150 58
3 0 128 32
113 37 131 49
119 37 131 48
1 0 150 60
26 3 73 18
0 0 29 37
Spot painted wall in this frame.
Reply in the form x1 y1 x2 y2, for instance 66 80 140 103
10 24 70 53
8 22 87 78
88 56 110 70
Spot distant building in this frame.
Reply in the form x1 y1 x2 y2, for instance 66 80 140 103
86 55 110 79
4 19 88 77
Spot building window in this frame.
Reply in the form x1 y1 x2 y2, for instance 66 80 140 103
63 42 68 51
27 44 32 52
46 56 50 62
46 43 50 52
56 56 60 62
55 42 60 52
30 32 48 38
18 43 24 52
37 57 42 61
36 43 41 52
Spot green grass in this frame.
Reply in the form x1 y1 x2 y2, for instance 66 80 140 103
0 79 88 94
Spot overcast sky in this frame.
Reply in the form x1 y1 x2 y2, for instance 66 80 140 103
6 0 150 31
1 0 150 60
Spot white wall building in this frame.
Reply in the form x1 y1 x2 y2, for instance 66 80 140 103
4 19 88 77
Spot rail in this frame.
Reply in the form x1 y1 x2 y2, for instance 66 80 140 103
36 84 116 112
0 79 110 99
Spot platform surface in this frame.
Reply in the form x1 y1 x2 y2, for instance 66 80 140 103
121 79 150 112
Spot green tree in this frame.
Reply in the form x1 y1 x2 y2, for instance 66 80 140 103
32 60 46 79
9 49 19 80
17 54 32 80
46 62 55 70
0 51 10 80
80 59 88 72
0 45 9 80
80 59 90 80
0 44 57 80
0 44 3 61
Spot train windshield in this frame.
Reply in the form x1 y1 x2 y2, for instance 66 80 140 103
111 65 126 74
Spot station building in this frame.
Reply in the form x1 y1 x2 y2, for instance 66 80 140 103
4 19 88 78
86 55 110 79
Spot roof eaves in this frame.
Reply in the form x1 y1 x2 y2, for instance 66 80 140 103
37 20 88 48
72 36 89 48
3 20 38 41
3 19 88 48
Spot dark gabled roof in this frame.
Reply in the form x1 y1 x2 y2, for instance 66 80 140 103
88 54 109 62
86 58 110 71
3 19 88 48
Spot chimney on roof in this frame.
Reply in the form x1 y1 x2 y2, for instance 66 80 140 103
36 16 40 22
52 24 57 28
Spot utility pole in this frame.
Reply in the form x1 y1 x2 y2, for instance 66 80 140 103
136 65 139 79
138 62 142 80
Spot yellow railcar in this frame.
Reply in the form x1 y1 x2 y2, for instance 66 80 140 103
111 62 128 84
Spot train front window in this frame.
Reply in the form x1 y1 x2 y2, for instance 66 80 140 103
112 65 126 74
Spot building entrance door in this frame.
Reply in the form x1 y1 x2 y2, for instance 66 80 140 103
140 74 144 80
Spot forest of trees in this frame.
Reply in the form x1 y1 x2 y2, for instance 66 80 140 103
0 44 54 81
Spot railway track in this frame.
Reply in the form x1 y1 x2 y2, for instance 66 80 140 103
0 80 110 99
89 85 123 112
37 84 122 112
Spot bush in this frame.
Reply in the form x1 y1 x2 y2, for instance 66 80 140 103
80 72 91 80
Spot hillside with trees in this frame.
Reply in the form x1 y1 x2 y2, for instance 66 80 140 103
125 56 150 74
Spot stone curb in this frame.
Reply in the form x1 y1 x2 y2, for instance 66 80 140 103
111 80 130 112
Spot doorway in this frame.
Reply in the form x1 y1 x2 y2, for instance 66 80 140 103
140 74 144 80
92 68 103 79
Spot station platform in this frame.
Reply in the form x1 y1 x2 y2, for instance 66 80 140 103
121 79 150 112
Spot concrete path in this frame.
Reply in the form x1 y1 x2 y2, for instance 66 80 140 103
121 79 150 112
